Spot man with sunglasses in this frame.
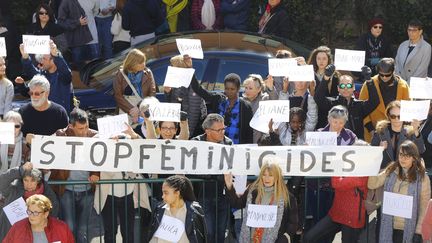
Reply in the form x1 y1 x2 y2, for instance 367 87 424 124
359 57 410 142
314 68 379 140
395 19 431 84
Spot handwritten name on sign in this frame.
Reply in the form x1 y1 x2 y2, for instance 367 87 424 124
409 77 432 99
249 100 290 133
163 66 196 88
246 204 278 228
31 136 384 176
0 37 6 57
96 114 129 138
153 215 185 242
148 102 181 122
176 39 203 59
400 100 430 122
382 191 413 219
22 35 50 55
268 58 297 77
334 49 365 72
3 197 28 225
285 65 314 82
306 132 337 146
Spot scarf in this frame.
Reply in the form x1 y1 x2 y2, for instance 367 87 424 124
258 4 271 33
239 188 285 243
23 183 45 200
379 170 421 243
366 33 384 58
0 133 23 173
201 0 216 30
163 0 187 32
127 71 144 97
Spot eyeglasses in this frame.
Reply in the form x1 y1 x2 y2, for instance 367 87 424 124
28 91 45 96
379 73 392 78
209 127 226 133
373 25 383 29
27 210 44 216
15 124 21 128
389 114 400 120
399 152 412 159
160 127 176 131
38 12 48 16
338 83 353 89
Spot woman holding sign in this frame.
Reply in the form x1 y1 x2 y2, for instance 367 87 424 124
368 140 430 243
224 158 298 243
3 194 74 243
148 175 207 243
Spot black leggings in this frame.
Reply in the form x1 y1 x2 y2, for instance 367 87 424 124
303 215 362 243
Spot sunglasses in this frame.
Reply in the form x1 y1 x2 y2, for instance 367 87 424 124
28 91 45 96
389 114 400 120
38 11 49 16
379 73 392 78
373 25 383 29
15 124 21 128
338 83 353 89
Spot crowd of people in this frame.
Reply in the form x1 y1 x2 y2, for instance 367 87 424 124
1 1 432 243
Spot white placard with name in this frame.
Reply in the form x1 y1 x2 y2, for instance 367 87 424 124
246 204 278 228
0 37 6 57
409 77 432 99
154 215 185 242
0 122 15 144
285 65 314 82
176 39 204 59
163 66 195 88
306 132 337 146
96 114 129 138
249 100 290 133
382 191 413 219
3 197 28 225
148 102 181 122
22 35 50 55
233 175 247 195
334 49 365 72
268 58 297 77
400 100 430 122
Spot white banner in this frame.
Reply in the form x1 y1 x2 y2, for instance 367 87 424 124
306 132 337 146
285 65 314 82
176 39 203 59
382 191 413 219
400 100 430 122
0 37 6 57
163 66 195 88
409 77 432 99
246 204 278 228
268 58 297 77
0 122 15 144
149 102 181 122
96 114 129 138
31 136 384 176
22 35 50 55
249 100 290 133
153 215 185 242
334 49 365 72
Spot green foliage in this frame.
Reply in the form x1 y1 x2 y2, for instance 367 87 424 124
10 0 39 34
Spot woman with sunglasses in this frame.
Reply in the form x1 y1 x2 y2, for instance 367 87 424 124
371 100 425 169
3 194 74 243
368 140 430 243
356 17 393 75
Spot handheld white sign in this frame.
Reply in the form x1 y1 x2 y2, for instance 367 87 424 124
334 49 365 72
163 66 195 88
22 35 50 55
246 204 278 228
382 191 413 219
0 122 15 144
285 65 314 82
0 37 6 57
233 175 248 195
306 132 337 146
96 114 129 138
409 77 432 99
3 197 28 225
268 58 297 77
154 215 185 242
176 39 204 59
148 102 181 122
249 100 290 133
400 100 430 122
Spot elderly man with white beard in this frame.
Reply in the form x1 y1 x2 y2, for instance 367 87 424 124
18 75 69 145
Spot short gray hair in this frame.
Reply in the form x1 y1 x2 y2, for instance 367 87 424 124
3 111 23 124
28 74 50 92
328 105 348 122
22 168 43 183
202 113 224 130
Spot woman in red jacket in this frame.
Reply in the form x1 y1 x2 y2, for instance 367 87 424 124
3 194 74 243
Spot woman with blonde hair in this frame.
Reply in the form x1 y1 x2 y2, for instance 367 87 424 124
224 157 298 243
113 48 157 124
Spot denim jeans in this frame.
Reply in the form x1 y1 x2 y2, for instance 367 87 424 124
60 190 95 243
95 16 113 59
